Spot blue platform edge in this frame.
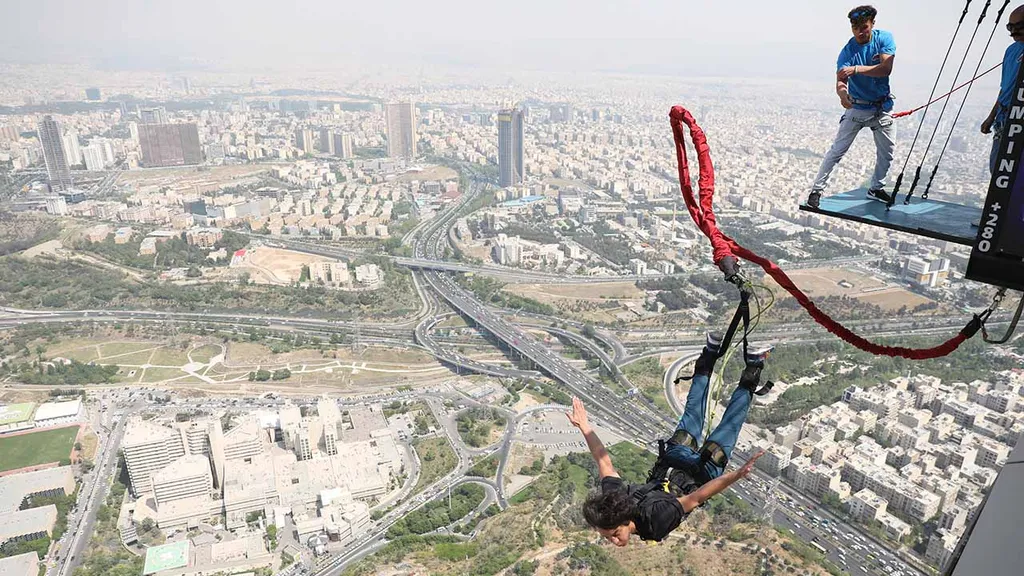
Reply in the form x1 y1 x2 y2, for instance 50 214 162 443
799 188 982 246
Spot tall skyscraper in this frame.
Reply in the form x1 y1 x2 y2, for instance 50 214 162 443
498 105 525 188
295 128 314 155
385 102 417 159
319 128 335 155
62 132 82 166
333 133 353 159
138 123 202 167
140 107 169 124
37 116 73 192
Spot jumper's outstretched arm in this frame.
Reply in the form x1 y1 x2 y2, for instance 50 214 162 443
678 451 764 513
567 397 619 479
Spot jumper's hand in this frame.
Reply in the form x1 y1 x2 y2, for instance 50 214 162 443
736 451 764 480
838 66 857 81
981 117 995 135
566 396 589 431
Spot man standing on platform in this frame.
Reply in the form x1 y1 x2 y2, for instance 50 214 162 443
807 5 897 208
981 5 1024 174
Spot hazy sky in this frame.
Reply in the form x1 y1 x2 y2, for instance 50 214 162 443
1 0 1018 84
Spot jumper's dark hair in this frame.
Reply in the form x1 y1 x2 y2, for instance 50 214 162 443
849 5 878 26
582 490 637 530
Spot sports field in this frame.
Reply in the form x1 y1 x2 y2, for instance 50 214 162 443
0 426 79 472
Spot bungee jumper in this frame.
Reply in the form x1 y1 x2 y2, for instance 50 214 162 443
569 333 770 545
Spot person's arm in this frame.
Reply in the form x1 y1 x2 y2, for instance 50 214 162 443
856 53 895 78
838 53 895 80
836 76 854 109
677 451 763 513
566 396 618 478
982 101 1001 134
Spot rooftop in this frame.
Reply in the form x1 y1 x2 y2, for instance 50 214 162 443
123 419 178 449
33 399 81 421
0 466 74 513
152 455 212 484
0 504 58 542
0 552 39 576
143 540 190 575
0 403 36 426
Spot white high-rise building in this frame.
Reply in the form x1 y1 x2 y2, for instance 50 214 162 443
122 419 186 496
152 455 213 506
333 133 353 159
62 132 82 166
385 102 416 159
295 129 314 155
82 144 106 171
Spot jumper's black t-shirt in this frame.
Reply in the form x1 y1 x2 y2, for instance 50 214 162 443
600 473 697 542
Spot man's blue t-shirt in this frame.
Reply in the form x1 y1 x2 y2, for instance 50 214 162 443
837 29 896 111
996 41 1024 124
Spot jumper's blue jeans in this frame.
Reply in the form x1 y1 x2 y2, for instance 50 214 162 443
662 372 752 481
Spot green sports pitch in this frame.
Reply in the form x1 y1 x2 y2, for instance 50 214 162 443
0 426 79 472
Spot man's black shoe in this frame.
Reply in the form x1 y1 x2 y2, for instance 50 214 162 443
806 191 822 209
867 188 893 204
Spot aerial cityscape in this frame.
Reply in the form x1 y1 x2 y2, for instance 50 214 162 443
1 2 1023 576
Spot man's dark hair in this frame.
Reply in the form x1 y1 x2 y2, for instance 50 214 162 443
582 490 636 530
849 5 877 26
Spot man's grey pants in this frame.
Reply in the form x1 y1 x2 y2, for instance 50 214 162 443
811 107 896 193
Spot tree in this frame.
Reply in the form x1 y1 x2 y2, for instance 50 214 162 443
271 368 291 381
140 517 156 534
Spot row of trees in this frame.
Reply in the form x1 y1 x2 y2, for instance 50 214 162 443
247 368 292 381
1 359 119 385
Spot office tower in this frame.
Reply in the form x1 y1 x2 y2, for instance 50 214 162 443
319 128 335 154
180 77 192 94
37 116 73 192
295 128 314 155
62 132 82 166
333 133 353 159
82 143 106 171
128 121 139 144
85 87 101 101
140 107 169 124
138 123 202 167
385 102 417 159
498 105 525 187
